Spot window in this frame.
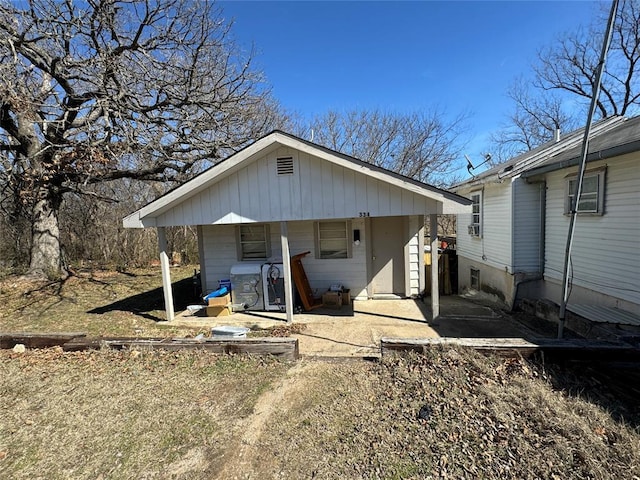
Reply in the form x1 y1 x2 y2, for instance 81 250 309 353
237 224 270 260
565 168 606 215
315 220 351 259
468 192 481 237
470 268 480 290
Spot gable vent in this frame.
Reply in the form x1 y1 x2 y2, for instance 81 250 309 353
277 156 294 175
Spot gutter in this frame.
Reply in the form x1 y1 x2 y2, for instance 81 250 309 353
521 139 640 178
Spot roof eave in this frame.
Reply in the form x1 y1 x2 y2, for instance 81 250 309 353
126 130 473 226
521 139 640 178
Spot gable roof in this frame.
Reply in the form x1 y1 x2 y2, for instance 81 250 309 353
452 116 627 190
124 130 472 228
522 115 640 178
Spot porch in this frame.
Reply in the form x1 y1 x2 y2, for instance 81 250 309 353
168 296 537 357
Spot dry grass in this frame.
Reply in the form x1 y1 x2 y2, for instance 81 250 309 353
0 347 289 479
254 350 640 479
0 267 204 337
1 347 639 479
2 268 639 479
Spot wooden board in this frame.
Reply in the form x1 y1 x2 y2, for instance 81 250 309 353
1 332 298 361
0 332 86 349
63 337 299 360
291 251 323 311
380 337 640 361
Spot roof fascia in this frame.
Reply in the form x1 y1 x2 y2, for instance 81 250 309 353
126 131 473 225
521 139 640 178
273 132 471 206
453 117 626 189
129 132 284 221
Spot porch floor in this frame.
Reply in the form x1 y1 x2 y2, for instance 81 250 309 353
168 295 538 358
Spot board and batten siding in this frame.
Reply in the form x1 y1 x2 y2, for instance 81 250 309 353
543 154 640 306
155 147 439 227
512 177 544 273
201 218 369 299
456 182 513 271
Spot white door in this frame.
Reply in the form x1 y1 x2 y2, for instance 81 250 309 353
371 216 405 296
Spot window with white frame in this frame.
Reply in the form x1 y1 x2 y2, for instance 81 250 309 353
315 220 351 259
565 168 606 215
468 192 481 237
237 224 270 260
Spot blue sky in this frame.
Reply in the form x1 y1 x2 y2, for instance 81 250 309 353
219 1 600 174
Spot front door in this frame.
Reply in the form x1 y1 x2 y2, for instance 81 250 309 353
370 216 405 296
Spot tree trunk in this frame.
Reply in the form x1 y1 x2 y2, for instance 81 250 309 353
29 194 62 278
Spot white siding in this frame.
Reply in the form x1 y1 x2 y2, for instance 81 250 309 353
543 154 640 306
407 215 422 296
201 224 237 291
202 218 369 300
156 147 439 226
512 177 544 273
456 182 513 271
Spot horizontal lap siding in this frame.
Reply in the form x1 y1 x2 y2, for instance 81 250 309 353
543 155 640 306
285 219 368 299
408 216 422 296
157 148 436 226
202 219 369 299
457 183 512 270
512 178 543 272
483 183 513 270
202 225 238 290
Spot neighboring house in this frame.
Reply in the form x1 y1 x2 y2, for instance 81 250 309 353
453 115 640 319
124 131 472 321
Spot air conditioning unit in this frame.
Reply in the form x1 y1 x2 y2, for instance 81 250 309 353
468 224 480 236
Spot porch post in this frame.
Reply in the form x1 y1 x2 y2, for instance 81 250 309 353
429 214 440 320
280 221 294 324
196 225 207 294
418 215 426 295
157 227 175 321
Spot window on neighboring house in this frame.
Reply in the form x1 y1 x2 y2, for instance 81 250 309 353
237 224 271 260
565 168 606 215
470 268 480 290
315 220 351 259
468 192 481 237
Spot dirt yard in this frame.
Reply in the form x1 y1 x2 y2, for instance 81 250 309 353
1 268 639 478
1 347 639 479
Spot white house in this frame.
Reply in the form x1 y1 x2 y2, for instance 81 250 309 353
124 131 472 321
453 115 640 320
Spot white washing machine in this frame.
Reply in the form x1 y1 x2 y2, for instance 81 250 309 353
262 263 286 311
230 264 263 311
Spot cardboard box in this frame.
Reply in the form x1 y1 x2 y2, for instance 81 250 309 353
207 293 231 307
322 291 342 309
206 305 232 317
342 289 351 305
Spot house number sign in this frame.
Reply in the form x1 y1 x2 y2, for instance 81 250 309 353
358 212 370 217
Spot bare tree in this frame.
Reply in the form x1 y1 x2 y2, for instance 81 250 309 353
303 108 468 187
490 78 580 161
0 0 285 278
491 0 640 159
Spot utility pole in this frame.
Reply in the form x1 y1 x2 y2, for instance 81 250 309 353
558 0 619 339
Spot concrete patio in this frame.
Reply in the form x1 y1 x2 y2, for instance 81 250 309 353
168 295 541 357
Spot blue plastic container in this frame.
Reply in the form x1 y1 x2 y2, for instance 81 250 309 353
203 286 228 301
